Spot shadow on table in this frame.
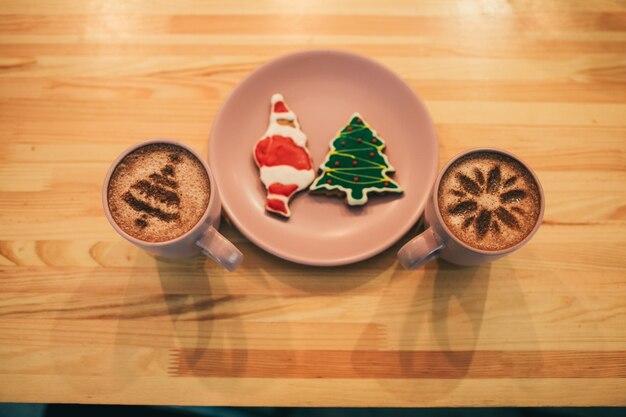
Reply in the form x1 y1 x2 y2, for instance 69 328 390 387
244 214 427 296
254 253 384 295
156 256 248 377
156 256 216 368
429 260 491 375
350 258 491 399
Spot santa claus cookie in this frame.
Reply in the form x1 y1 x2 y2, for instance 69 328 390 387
253 94 315 218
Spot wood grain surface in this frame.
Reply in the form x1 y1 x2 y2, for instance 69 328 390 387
1 0 625 407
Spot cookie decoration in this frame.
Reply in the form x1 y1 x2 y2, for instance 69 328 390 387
253 94 315 218
309 113 403 205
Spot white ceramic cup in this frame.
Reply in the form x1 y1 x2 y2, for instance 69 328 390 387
398 148 544 269
102 139 244 271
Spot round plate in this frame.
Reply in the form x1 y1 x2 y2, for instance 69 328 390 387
209 50 438 266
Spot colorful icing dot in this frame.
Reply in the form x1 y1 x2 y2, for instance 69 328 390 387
352 160 358 166
334 161 340 167
384 181 389 187
341 141 346 146
356 118 362 124
347 126 352 132
369 152 375 157
372 138 377 144
354 177 359 182
327 179 333 184
357 138 362 143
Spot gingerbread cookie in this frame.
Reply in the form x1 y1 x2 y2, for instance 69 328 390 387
253 94 315 218
309 113 403 205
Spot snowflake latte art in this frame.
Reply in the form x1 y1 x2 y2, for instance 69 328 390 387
438 151 541 251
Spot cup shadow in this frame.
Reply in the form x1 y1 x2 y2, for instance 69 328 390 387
156 256 214 367
394 260 491 379
156 256 247 377
430 260 491 377
350 256 491 400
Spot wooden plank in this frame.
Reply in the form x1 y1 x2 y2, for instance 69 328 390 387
1 99 625 131
0 375 625 406
0 77 624 102
2 0 626 15
0 13 624 36
1 55 625 83
2 40 625 59
1 345 625 379
171 349 626 378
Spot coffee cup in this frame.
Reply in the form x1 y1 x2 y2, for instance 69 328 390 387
398 148 544 269
103 139 244 271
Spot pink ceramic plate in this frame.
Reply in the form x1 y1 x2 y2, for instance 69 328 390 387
209 50 438 266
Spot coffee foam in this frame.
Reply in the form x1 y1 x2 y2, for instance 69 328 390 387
438 151 541 251
107 143 210 243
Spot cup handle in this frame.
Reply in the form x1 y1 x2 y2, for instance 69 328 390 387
196 225 244 272
397 226 444 270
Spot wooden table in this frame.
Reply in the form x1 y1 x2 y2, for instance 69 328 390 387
1 0 625 407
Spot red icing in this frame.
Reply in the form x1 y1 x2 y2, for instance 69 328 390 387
267 198 288 215
354 177 359 182
372 138 377 143
255 135 312 170
356 118 362 123
369 152 374 157
268 183 298 197
384 182 389 187
357 138 362 143
341 141 346 146
347 126 352 131
327 179 332 184
334 161 340 167
352 160 358 166
273 101 288 113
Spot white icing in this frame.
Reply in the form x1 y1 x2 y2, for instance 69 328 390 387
263 124 307 147
271 93 284 104
267 193 289 203
270 111 296 122
263 93 307 146
270 94 295 120
260 165 314 190
311 182 403 206
265 193 290 216
265 196 291 217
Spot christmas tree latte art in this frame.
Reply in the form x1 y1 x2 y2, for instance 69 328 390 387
309 114 403 205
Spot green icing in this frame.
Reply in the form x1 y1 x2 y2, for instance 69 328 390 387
310 114 403 205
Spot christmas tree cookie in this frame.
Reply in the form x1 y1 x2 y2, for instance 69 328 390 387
309 113 403 205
